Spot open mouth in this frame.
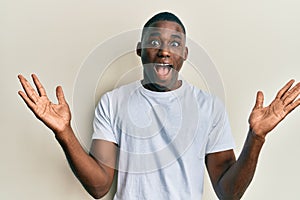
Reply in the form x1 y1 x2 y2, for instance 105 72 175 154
154 63 173 76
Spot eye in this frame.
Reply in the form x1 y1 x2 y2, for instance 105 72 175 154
150 40 160 47
170 41 180 47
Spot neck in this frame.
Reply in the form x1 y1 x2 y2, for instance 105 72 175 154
141 80 182 92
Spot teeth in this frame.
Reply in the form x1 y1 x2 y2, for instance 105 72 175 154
154 63 173 76
155 63 173 68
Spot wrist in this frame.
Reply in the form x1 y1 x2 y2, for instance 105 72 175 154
249 128 266 143
54 125 74 143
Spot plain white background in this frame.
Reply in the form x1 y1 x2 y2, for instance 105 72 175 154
1 0 300 199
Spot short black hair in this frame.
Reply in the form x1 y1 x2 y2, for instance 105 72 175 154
142 12 186 37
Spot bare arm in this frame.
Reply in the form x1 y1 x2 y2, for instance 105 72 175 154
18 74 116 199
56 129 117 199
206 80 300 200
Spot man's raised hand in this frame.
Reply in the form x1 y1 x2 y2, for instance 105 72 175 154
249 79 300 139
18 74 71 135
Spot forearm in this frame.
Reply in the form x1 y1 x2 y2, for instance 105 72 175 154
55 126 112 198
17 75 112 198
218 129 265 199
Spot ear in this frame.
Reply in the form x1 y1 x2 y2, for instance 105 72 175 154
183 47 188 61
136 42 142 57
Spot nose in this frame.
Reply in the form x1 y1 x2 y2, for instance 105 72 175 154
157 44 170 58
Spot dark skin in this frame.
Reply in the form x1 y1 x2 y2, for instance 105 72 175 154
17 74 116 198
18 20 300 199
137 21 188 91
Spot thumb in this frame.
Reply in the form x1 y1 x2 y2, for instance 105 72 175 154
253 91 264 110
56 86 67 105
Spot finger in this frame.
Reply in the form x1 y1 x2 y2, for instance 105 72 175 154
284 98 300 115
282 82 300 105
18 90 37 111
276 79 295 99
32 74 47 97
253 91 264 110
56 86 67 105
18 74 39 103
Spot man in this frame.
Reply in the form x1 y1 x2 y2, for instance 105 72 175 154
18 12 300 199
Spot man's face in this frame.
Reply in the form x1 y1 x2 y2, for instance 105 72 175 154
137 21 188 90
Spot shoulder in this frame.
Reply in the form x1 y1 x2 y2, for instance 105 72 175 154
110 81 139 96
97 81 140 106
182 81 226 115
183 80 219 103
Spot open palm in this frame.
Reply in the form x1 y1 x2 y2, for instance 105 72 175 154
18 74 71 134
249 80 300 138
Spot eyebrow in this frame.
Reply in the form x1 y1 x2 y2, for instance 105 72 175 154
171 34 182 40
148 32 183 40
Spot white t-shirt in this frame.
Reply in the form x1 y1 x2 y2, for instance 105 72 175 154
92 80 235 200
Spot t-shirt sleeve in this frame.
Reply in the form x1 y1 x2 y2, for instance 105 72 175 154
92 93 118 144
205 97 235 154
